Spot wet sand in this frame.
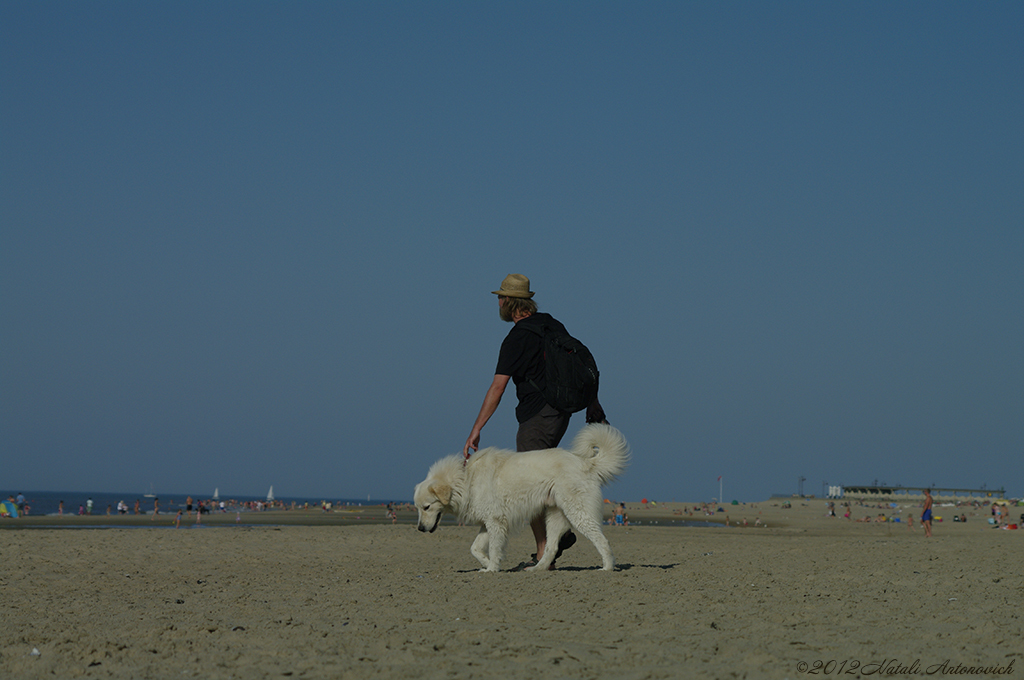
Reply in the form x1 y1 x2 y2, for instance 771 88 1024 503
1 499 1019 679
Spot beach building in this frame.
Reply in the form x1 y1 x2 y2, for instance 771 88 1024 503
831 484 1006 502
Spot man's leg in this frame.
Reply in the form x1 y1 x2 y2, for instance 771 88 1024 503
530 517 548 561
517 405 572 562
516 404 571 453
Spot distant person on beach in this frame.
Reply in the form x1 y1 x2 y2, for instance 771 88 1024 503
921 489 933 538
59 500 64 515
186 496 193 518
151 497 159 520
462 274 609 567
86 498 93 515
16 493 26 516
134 499 140 514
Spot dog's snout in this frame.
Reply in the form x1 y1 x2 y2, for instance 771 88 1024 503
417 524 426 532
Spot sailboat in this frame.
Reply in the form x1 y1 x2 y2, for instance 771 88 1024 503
266 486 275 503
212 488 220 501
144 483 156 499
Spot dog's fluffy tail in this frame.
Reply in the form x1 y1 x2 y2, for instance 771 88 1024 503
570 423 630 485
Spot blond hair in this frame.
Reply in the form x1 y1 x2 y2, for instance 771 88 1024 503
499 295 537 321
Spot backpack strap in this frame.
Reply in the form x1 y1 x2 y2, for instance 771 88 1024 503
521 320 547 397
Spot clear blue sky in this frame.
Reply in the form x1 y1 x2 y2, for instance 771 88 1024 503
3 2 1022 503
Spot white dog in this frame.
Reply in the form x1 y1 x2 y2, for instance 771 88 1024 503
414 423 629 572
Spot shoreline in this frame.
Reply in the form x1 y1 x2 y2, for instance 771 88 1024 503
2 499 750 529
4 497 1017 530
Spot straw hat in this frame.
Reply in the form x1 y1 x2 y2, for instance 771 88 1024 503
492 274 534 298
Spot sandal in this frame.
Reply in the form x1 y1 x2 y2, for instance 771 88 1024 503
523 532 576 571
554 531 577 561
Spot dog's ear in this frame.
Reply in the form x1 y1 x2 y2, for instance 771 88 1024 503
429 484 452 506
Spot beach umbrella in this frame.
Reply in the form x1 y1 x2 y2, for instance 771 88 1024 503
1 500 18 518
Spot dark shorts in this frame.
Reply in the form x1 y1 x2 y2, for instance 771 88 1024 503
516 403 571 452
922 508 933 522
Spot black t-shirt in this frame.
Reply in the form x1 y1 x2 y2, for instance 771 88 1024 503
495 312 567 423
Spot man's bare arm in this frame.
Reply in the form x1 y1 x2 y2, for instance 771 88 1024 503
463 374 511 457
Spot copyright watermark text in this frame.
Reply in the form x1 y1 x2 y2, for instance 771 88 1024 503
795 658 1015 675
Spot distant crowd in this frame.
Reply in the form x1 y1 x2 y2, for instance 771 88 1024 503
826 498 1021 529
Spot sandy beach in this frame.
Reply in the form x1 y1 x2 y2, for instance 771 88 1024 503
1 499 1019 679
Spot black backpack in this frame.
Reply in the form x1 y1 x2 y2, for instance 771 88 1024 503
525 322 600 413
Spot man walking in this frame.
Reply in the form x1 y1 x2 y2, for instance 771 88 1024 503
463 274 607 567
